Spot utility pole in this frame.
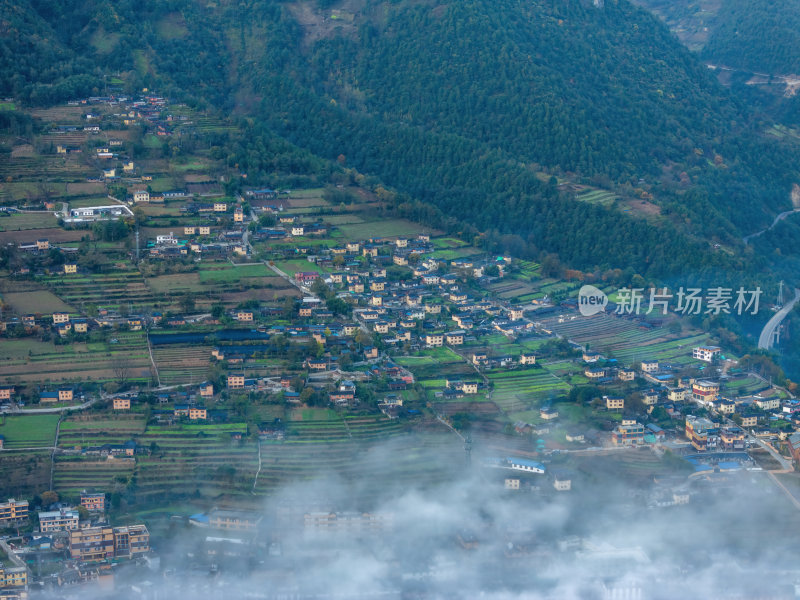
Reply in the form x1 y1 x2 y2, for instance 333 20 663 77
135 228 140 263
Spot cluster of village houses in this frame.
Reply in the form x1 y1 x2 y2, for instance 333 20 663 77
0 495 149 597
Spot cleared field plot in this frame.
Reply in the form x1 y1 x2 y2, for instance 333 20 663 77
0 228 87 244
0 450 51 498
60 416 147 434
1 290 74 313
42 271 157 311
66 182 106 196
0 415 60 448
575 188 618 207
432 237 469 249
336 218 433 241
198 264 274 282
151 344 211 386
320 214 365 225
723 375 770 396
0 332 151 384
541 312 710 366
146 273 204 294
133 425 260 500
53 458 136 496
489 280 539 300
488 370 570 412
67 198 122 209
252 430 461 499
430 247 483 260
272 260 325 276
0 212 59 231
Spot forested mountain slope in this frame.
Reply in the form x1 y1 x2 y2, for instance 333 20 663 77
3 0 800 281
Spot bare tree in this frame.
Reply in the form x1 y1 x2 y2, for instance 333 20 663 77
111 357 130 387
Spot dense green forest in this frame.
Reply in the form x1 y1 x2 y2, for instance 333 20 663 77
700 0 800 75
2 0 800 283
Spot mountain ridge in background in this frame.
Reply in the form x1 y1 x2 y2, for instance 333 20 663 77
2 0 800 282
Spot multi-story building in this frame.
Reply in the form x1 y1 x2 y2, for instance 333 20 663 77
755 397 781 411
519 353 536 366
0 386 13 401
692 380 720 404
188 407 207 420
0 499 28 526
605 396 624 411
303 511 393 534
640 360 659 373
685 416 718 451
80 493 106 513
642 390 659 406
113 397 131 410
740 415 759 428
445 331 464 346
208 509 263 532
425 334 444 348
612 420 645 446
52 312 70 324
38 509 79 532
693 345 721 363
719 427 746 451
112 524 150 558
227 375 245 390
69 526 115 562
668 388 689 402
64 263 77 274
0 566 28 589
69 524 149 562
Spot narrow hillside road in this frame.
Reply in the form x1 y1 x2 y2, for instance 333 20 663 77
743 208 800 243
768 471 800 511
265 262 319 299
251 440 262 495
49 414 63 491
10 397 100 414
758 288 800 349
147 335 161 387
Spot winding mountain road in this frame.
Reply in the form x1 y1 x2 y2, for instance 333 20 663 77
758 288 800 350
743 208 800 244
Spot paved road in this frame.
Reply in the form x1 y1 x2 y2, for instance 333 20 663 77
758 288 800 349
5 397 99 414
743 208 800 244
266 262 319 299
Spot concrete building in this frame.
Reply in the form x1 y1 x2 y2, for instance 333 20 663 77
692 380 720 404
685 416 718 451
612 420 645 446
113 397 131 410
209 509 263 532
80 493 106 513
38 509 80 532
227 375 245 390
0 499 28 526
693 345 721 363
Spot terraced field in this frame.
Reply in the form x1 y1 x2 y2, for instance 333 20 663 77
487 369 570 412
0 332 151 384
542 312 711 365
0 450 52 497
134 424 259 501
53 457 136 496
0 415 60 449
151 344 211 386
41 271 157 312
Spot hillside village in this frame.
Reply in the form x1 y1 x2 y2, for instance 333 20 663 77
1 93 800 597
